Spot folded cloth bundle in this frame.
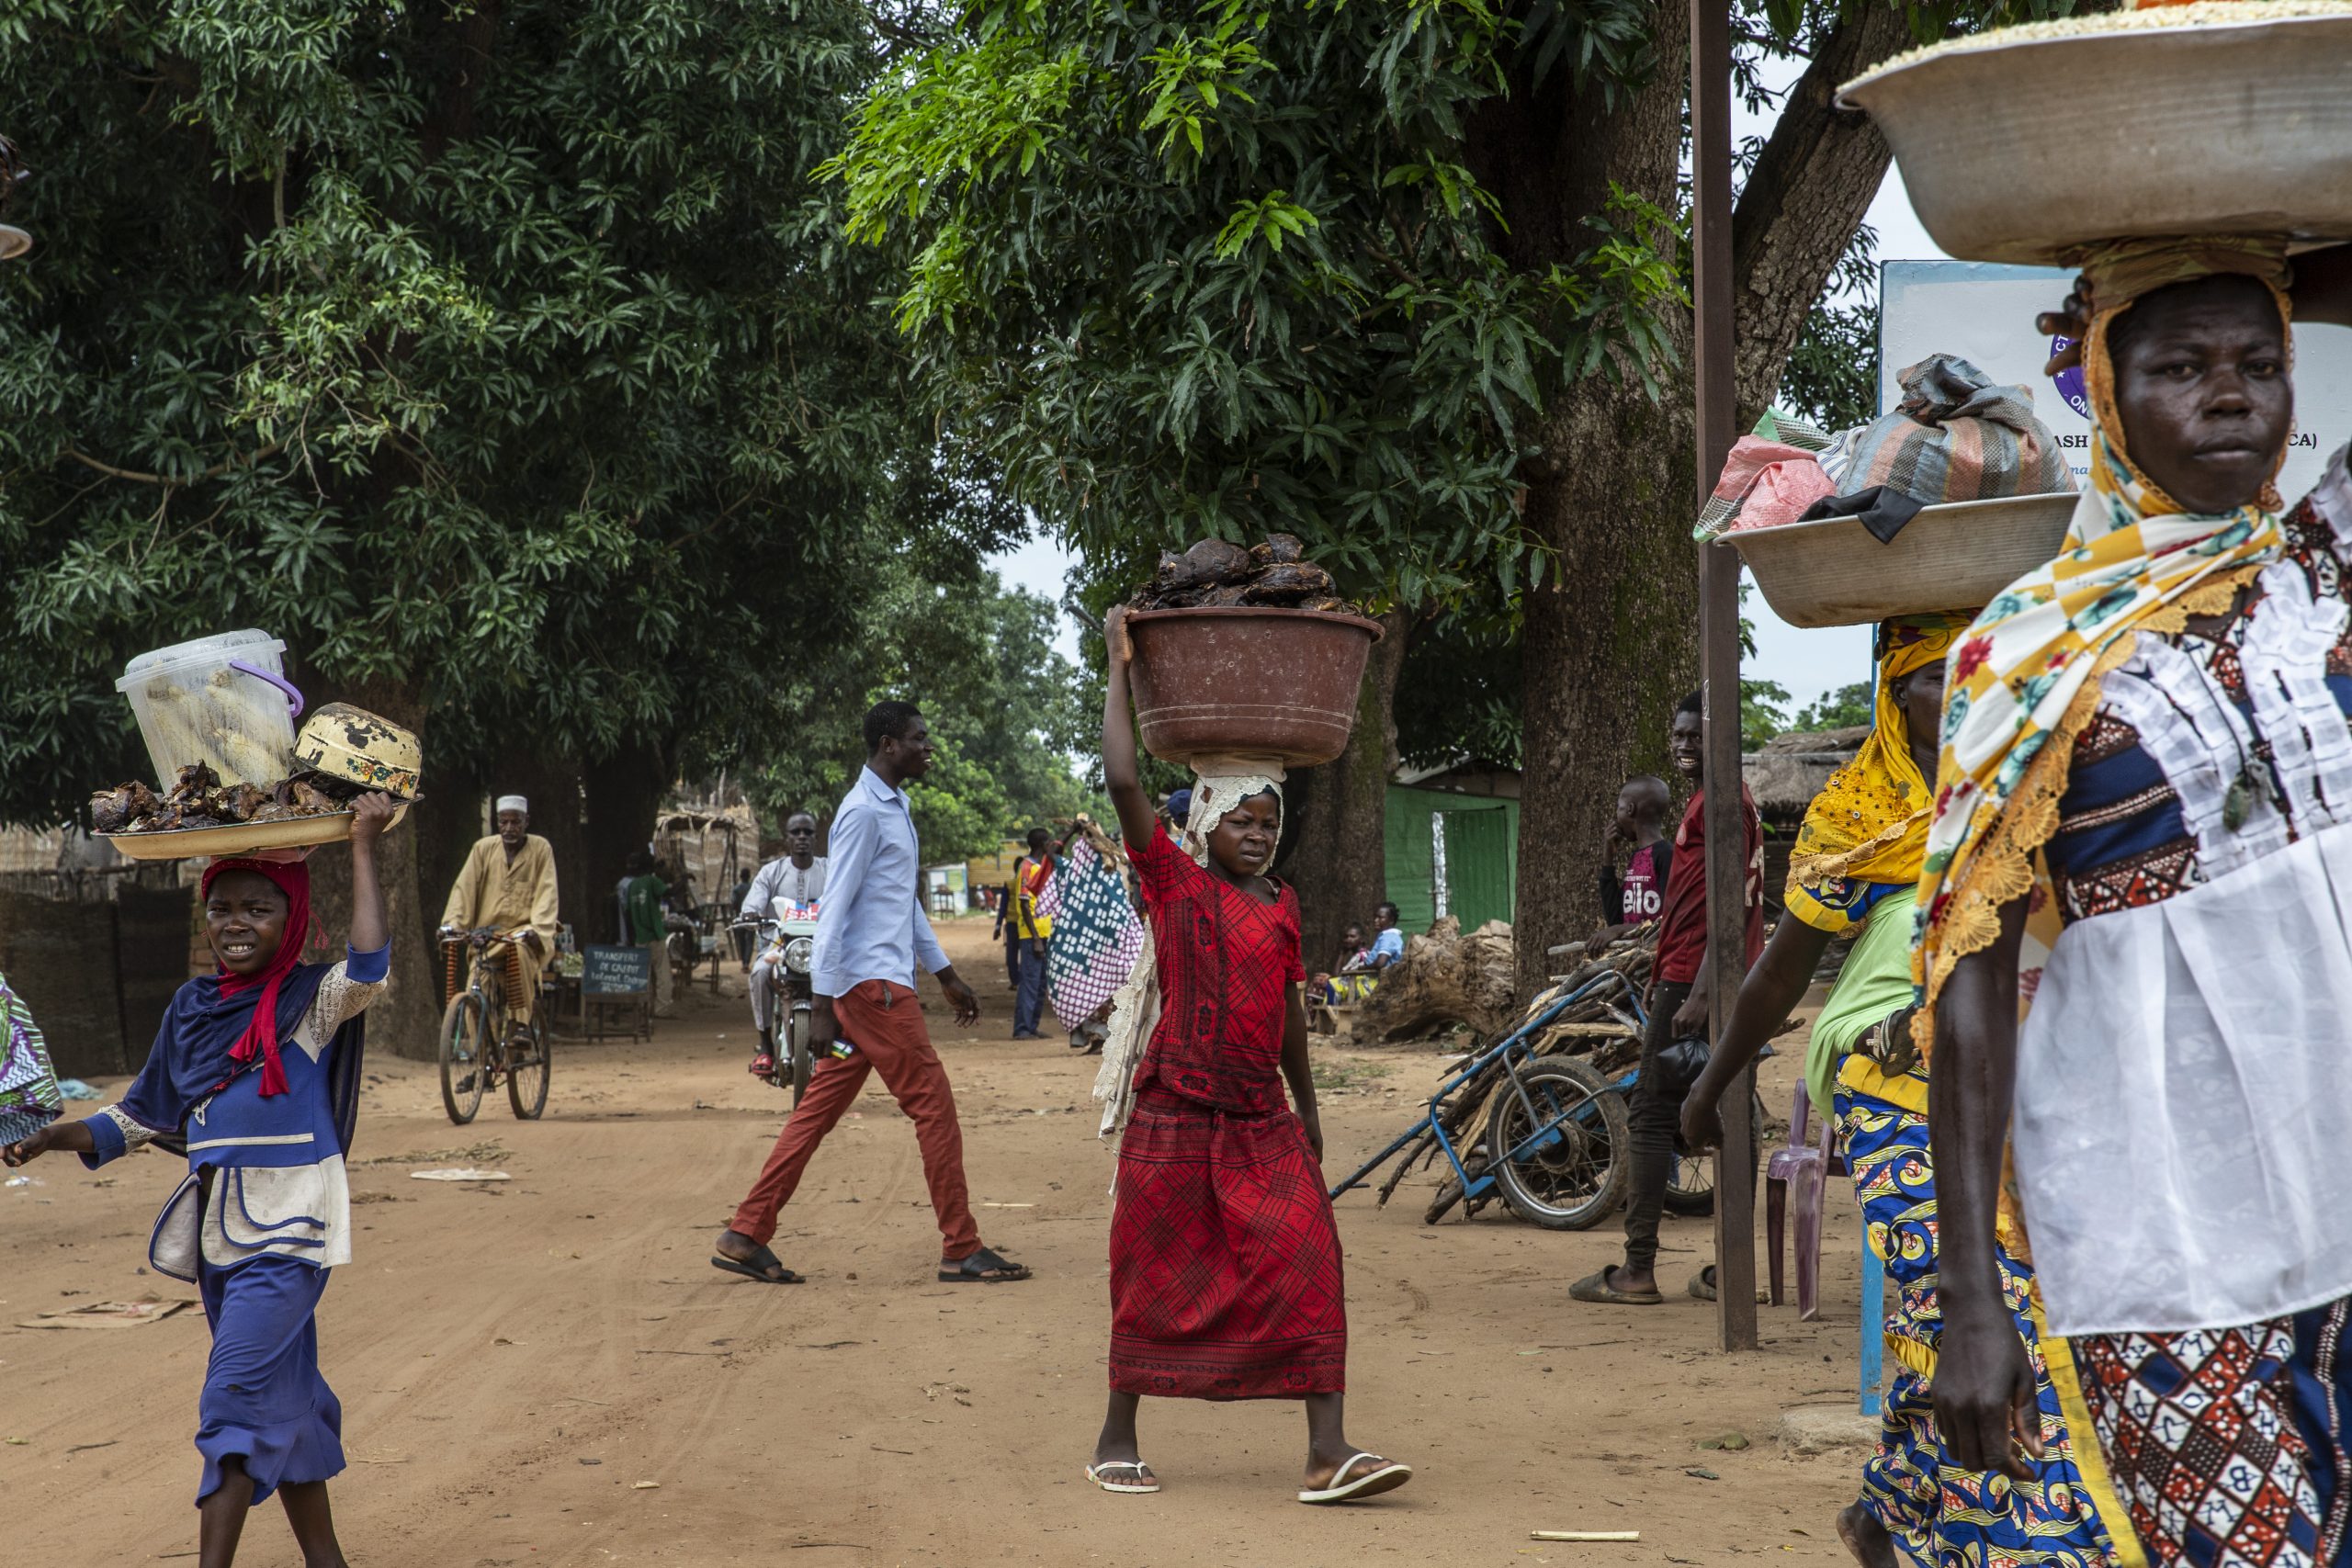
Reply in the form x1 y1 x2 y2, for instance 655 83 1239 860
1815 354 2073 539
1693 409 1838 540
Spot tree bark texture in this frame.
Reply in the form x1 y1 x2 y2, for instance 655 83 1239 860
1473 0 1906 996
501 750 590 940
1277 609 1410 973
582 739 672 947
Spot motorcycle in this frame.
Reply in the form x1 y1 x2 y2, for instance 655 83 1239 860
732 901 820 1104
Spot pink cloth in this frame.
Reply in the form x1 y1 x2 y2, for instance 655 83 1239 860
1724 457 1838 533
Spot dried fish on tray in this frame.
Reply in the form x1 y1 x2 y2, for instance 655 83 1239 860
94 762 410 861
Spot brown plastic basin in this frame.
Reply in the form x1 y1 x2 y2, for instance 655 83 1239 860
1125 607 1385 767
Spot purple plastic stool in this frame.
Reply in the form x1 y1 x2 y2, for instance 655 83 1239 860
1765 1081 1845 1321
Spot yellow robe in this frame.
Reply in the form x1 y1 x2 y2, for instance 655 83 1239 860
440 834 561 1024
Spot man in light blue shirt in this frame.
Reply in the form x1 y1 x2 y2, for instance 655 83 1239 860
1367 902 1406 968
713 701 1031 1288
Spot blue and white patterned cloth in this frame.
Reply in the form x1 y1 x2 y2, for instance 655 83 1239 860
0 968 61 1146
1036 837 1143 1033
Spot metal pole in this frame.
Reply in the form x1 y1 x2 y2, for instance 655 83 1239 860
1690 0 1758 1353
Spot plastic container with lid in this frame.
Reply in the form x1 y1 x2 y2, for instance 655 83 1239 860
113 630 306 787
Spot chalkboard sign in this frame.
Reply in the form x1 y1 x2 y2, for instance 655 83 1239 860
582 944 652 996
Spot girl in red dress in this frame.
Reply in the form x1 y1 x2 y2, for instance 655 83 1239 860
1088 604 1410 1505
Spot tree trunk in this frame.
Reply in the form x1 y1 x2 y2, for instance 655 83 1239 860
582 739 672 947
1475 0 1914 997
416 753 486 962
1277 609 1410 973
1515 379 1700 995
501 750 589 939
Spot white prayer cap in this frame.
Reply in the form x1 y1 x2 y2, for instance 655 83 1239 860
495 795 528 815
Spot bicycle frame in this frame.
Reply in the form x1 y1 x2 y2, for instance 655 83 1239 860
1328 970 1644 1204
447 931 526 1021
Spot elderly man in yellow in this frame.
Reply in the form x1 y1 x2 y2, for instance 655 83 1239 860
439 795 561 1041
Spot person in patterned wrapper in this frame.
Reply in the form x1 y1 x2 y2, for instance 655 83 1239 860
1929 241 2352 1568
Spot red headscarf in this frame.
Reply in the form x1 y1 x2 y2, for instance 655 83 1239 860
199 856 315 1099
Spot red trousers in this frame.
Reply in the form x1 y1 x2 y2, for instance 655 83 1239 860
729 979 980 1260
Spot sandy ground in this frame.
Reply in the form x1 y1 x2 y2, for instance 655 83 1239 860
4 917 1877 1567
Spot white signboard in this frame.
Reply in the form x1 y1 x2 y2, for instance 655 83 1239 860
1879 260 2352 499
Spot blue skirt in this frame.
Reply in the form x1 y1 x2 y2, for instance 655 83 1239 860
1837 1076 2120 1566
196 1255 344 1506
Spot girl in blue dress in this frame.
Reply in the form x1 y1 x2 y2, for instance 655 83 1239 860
4 790 398 1568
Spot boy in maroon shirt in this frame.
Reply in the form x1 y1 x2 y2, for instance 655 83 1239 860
1590 773 1673 947
1572 690 1762 1306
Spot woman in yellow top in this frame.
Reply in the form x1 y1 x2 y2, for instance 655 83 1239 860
1681 616 2120 1567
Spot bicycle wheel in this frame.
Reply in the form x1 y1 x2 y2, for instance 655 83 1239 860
507 1015 550 1121
439 993 490 1125
1487 1057 1629 1231
1662 1093 1765 1217
786 1006 813 1107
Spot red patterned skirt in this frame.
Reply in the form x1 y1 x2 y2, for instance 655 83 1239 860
1108 1089 1347 1401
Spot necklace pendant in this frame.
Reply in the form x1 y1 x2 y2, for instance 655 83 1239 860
2224 774 2253 832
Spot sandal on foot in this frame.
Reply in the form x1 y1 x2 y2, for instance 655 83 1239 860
710 1242 802 1284
750 1053 775 1077
1569 1266 1664 1305
1086 1461 1160 1495
1299 1453 1412 1505
939 1246 1032 1282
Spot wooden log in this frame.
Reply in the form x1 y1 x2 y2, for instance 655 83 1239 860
1358 916 1521 1042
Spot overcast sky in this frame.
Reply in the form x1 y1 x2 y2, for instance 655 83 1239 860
987 73 1960 716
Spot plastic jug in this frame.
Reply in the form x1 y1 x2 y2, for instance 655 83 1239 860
113 630 306 787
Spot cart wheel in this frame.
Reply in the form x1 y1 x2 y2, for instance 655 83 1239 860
1487 1057 1629 1231
1663 1093 1764 1217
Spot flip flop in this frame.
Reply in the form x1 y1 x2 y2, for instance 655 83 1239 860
710 1243 802 1284
1298 1453 1412 1505
1569 1267 1664 1306
939 1247 1032 1282
1086 1461 1161 1495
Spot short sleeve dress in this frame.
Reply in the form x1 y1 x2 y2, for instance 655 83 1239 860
1105 827 1345 1401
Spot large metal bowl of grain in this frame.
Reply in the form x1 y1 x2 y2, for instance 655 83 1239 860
1839 4 2352 265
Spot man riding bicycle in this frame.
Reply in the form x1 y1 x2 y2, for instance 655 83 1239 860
439 795 560 1043
740 811 827 1077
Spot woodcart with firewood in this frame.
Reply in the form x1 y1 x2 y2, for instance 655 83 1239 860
1328 927 1769 1230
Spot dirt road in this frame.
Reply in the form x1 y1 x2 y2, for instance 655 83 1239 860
5 918 1875 1566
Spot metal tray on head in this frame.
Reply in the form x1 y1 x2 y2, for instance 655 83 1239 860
1839 6 2352 265
103 804 410 863
1724 492 2078 629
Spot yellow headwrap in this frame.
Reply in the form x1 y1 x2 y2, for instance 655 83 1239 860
1913 240 2295 1058
1783 615 1970 935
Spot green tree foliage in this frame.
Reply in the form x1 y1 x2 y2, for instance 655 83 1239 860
1741 677 1792 750
0 0 1015 827
820 0 1688 611
1778 228 1882 431
1791 681 1875 733
721 570 1091 863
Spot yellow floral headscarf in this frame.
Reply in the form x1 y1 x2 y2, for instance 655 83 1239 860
1911 238 2296 1056
1783 614 1971 935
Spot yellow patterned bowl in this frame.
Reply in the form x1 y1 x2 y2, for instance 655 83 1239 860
293 704 423 798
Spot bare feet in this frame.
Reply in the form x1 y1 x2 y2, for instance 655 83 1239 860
1837 1502 1897 1568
